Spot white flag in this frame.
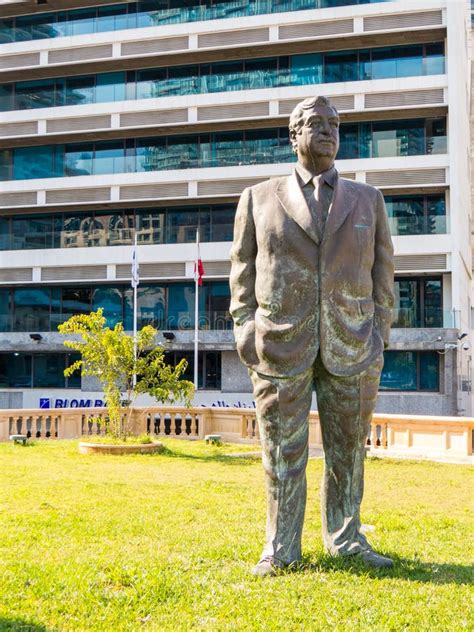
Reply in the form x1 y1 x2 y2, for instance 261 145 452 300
131 245 139 289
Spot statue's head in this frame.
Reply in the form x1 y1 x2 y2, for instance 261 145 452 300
289 96 340 166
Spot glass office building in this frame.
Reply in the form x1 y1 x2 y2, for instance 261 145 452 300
0 0 471 414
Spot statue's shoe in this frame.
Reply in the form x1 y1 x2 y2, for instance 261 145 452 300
251 556 286 577
357 549 394 569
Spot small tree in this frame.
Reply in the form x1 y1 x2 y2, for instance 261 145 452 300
59 309 194 439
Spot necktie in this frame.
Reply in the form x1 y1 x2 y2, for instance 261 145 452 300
312 176 330 239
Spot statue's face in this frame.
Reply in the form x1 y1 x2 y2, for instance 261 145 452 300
295 105 340 164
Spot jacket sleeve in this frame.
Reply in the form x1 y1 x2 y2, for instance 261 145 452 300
372 188 395 348
229 187 258 327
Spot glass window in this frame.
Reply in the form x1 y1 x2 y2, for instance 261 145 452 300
91 286 124 327
0 84 13 111
0 19 15 44
392 276 442 328
66 353 82 388
167 209 200 244
426 195 446 234
13 145 57 180
203 351 221 389
2 42 444 113
370 119 425 158
419 352 439 390
426 118 447 154
385 196 425 236
136 68 168 100
0 216 9 250
137 285 166 329
136 210 165 245
61 212 91 248
167 283 195 329
96 5 129 32
425 43 445 75
96 72 126 103
13 288 51 331
33 353 66 388
0 288 10 332
0 353 32 387
206 282 231 330
324 51 358 83
65 76 95 107
381 351 418 390
393 279 418 328
338 124 359 160
12 215 53 250
423 279 442 328
0 149 11 181
93 141 126 176
69 8 97 36
385 194 446 236
61 288 91 321
16 13 57 41
64 144 93 177
290 54 323 87
101 211 133 246
136 138 166 172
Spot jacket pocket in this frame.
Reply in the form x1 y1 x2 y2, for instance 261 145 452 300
235 320 259 367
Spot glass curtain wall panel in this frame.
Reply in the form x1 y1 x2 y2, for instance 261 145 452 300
2 120 447 181
0 1 387 43
385 194 446 235
1 205 237 250
0 44 444 112
380 351 439 391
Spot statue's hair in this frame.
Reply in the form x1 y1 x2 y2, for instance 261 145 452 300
288 96 338 154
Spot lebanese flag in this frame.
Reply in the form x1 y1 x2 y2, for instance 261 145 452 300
194 231 205 286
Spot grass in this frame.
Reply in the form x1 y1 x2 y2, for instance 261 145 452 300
0 439 472 631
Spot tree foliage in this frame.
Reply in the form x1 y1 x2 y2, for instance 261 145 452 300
58 309 194 439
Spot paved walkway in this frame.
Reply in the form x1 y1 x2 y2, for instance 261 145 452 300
226 447 473 465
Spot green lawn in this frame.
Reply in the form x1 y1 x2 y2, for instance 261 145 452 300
0 440 472 631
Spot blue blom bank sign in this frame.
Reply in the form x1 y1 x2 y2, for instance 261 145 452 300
39 398 105 409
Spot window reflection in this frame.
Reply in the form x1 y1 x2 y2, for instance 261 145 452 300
380 351 439 391
1 205 236 250
13 288 51 331
0 353 80 388
1 43 444 113
0 1 387 44
392 277 442 328
385 195 446 236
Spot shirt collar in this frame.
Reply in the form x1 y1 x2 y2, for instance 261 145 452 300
295 163 337 188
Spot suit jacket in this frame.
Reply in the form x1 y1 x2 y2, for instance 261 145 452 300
229 169 395 378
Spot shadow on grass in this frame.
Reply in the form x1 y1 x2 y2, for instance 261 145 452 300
0 619 49 631
295 552 474 585
155 445 259 466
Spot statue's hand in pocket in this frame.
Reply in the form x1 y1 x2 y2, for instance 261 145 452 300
235 319 259 367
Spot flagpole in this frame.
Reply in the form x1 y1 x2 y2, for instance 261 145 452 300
194 230 199 391
132 233 138 388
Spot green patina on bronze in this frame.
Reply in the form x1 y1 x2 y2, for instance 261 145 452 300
229 95 395 575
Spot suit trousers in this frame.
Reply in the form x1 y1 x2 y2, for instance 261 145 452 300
249 353 383 565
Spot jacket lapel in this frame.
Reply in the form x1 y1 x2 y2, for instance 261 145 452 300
275 171 320 244
323 176 356 241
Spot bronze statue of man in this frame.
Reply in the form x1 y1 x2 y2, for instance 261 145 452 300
229 95 395 576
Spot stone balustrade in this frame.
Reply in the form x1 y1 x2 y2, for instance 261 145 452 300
0 407 472 461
